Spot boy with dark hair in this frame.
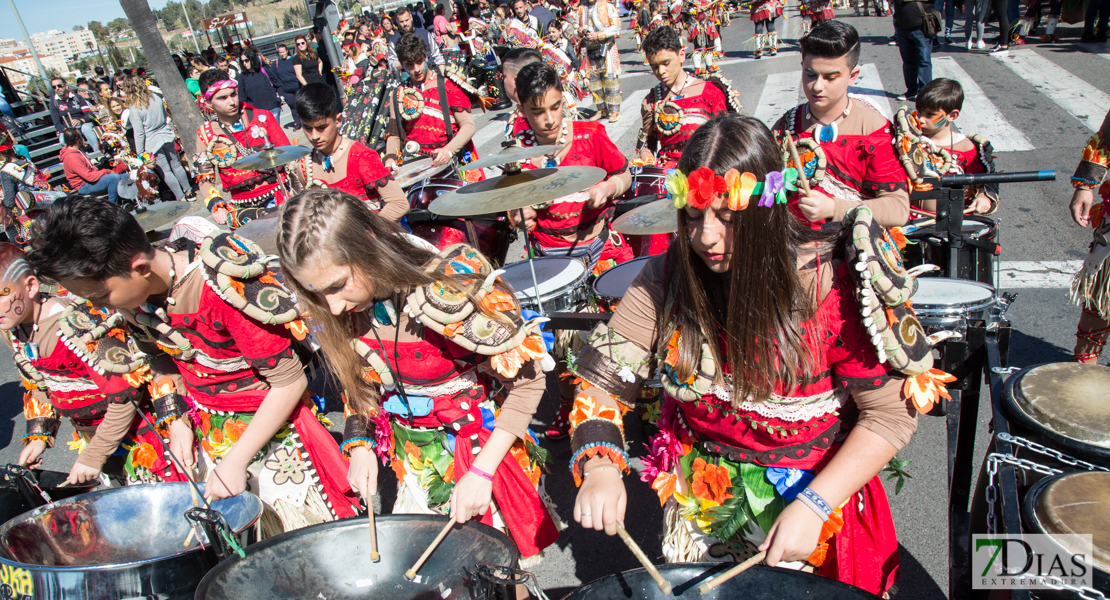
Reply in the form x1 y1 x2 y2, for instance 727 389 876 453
28 198 360 531
772 20 910 229
511 61 633 438
290 83 408 221
891 77 998 214
637 25 739 168
194 68 291 229
384 33 480 179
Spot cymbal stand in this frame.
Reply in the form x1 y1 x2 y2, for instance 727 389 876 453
502 158 546 316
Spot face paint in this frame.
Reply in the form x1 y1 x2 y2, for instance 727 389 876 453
1 259 30 283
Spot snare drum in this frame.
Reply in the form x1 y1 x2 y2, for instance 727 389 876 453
619 166 672 257
406 178 514 266
501 257 590 313
900 215 997 285
910 277 996 332
592 255 652 310
1024 471 1110 592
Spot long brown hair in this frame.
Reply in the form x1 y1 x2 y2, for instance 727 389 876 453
665 114 837 404
122 74 152 109
294 35 318 61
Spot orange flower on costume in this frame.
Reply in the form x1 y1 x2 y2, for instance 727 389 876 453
106 328 127 343
903 368 957 413
805 507 845 566
651 471 678 506
690 458 732 504
259 273 281 286
124 365 152 388
404 441 422 464
223 419 248 443
444 460 457 484
285 319 309 341
686 167 728 210
85 340 99 353
442 321 464 337
1091 202 1105 228
480 288 517 313
132 443 158 470
391 458 407 480
148 376 176 399
888 227 907 251
490 350 525 378
22 392 55 419
228 278 246 299
1081 133 1109 166
569 393 626 430
664 331 680 368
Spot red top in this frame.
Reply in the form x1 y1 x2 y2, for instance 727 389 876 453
198 104 291 205
295 142 393 210
949 145 986 175
646 81 728 168
59 146 122 191
516 120 628 246
687 20 720 47
401 78 472 154
750 0 784 21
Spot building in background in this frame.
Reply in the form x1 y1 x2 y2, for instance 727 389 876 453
30 29 97 60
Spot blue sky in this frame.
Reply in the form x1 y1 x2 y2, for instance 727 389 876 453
0 0 173 42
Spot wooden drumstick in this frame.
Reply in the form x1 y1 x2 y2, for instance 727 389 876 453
615 523 672 595
696 551 767 594
368 494 380 563
405 518 456 581
784 132 813 196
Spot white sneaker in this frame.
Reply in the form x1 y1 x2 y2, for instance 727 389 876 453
976 39 987 49
966 38 974 49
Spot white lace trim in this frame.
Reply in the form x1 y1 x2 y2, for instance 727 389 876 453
43 375 100 393
704 384 847 422
403 369 479 397
818 174 862 205
192 349 251 372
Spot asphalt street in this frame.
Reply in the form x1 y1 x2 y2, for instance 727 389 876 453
0 10 1103 598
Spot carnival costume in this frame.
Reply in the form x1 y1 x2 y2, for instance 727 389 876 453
1012 0 1061 43
292 141 408 221
891 107 999 214
799 0 835 35
573 0 624 120
750 0 784 58
195 101 291 229
687 7 722 75
0 157 60 248
342 243 561 565
13 294 187 483
122 233 360 533
390 74 484 182
637 76 740 168
1069 110 1110 362
772 98 911 228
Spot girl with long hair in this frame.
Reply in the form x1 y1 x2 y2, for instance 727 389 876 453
293 34 324 86
569 114 929 596
277 188 560 566
122 75 194 202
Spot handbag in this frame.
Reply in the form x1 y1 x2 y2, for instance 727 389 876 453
919 1 943 36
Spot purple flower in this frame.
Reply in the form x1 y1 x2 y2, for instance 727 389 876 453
759 170 785 207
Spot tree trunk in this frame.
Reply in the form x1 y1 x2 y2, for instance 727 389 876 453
118 0 204 157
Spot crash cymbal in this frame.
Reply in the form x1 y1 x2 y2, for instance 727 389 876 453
393 157 453 189
429 166 606 217
132 201 195 233
458 144 558 172
229 145 311 171
233 213 280 256
611 197 677 236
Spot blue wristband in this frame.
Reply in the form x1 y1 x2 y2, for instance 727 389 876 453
798 486 832 521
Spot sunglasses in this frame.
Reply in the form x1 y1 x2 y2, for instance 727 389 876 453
53 83 65 88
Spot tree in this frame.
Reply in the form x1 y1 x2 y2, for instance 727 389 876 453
107 17 132 34
87 21 109 41
118 0 204 156
158 6 181 30
73 24 85 30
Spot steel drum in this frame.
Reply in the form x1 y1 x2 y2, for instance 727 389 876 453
194 514 519 599
0 467 96 526
0 482 263 600
563 563 881 599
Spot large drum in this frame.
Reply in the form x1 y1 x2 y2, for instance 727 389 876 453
1002 363 1110 470
619 166 672 257
0 467 96 526
563 563 881 599
1024 471 1110 592
910 277 996 333
194 514 518 599
900 215 997 285
0 482 262 600
501 256 590 313
593 255 652 310
407 178 515 267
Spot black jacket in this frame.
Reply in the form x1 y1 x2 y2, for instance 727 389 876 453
894 0 925 29
272 56 301 93
236 70 281 111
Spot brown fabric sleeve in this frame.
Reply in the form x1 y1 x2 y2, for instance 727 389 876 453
605 253 668 353
255 353 305 389
76 401 137 470
488 360 546 441
636 94 655 151
443 110 476 156
851 377 918 450
831 188 910 227
376 179 410 222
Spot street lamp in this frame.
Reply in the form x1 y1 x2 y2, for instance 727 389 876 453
181 0 201 54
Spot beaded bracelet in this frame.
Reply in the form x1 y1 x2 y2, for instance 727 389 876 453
341 437 375 459
797 487 832 522
469 466 495 482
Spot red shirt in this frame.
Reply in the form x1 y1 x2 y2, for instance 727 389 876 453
294 142 393 210
399 78 472 153
644 81 728 168
198 104 291 205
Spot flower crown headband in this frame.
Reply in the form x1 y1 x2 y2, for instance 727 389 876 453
665 166 799 210
202 79 238 103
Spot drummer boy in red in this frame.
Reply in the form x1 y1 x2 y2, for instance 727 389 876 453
771 21 910 229
195 69 291 229
1 243 188 486
29 198 361 531
384 33 482 182
290 83 409 222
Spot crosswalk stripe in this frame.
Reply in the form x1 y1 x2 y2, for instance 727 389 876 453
621 51 802 80
473 119 509 154
931 57 1035 152
993 49 1110 132
606 89 652 146
753 71 802 126
997 260 1082 288
848 63 893 121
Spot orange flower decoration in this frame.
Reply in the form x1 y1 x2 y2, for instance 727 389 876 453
148 376 176 399
392 457 408 480
106 328 127 343
690 458 732 504
224 419 248 443
805 507 845 566
132 443 158 469
23 392 55 419
480 288 517 313
285 319 308 341
651 471 678 506
686 167 728 210
444 460 457 484
903 368 957 413
228 278 246 299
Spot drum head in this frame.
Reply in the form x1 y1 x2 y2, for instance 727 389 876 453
501 257 586 301
906 215 995 239
394 157 451 189
593 256 652 299
1025 471 1110 574
1005 363 1110 462
910 277 995 315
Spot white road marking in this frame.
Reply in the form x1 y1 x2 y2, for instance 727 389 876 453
606 89 651 146
473 119 510 154
621 51 802 80
997 260 1082 288
992 49 1110 132
931 56 1035 152
753 70 802 126
848 63 893 121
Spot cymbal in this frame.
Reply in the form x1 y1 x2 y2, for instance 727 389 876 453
230 145 311 171
612 197 677 236
429 166 606 216
393 157 452 189
233 213 280 256
458 144 558 172
132 201 196 232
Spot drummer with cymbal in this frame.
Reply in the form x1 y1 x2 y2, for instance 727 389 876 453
194 69 292 229
383 33 483 182
289 83 409 223
510 62 633 439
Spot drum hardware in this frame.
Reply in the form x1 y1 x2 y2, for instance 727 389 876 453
471 564 550 600
614 522 672 595
228 143 311 203
185 507 246 561
4 463 51 504
406 518 457 581
990 366 1019 375
502 257 590 313
697 550 767 593
394 156 455 189
986 291 1016 333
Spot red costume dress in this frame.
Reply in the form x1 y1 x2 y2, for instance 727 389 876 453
637 78 735 168
516 120 633 275
773 100 910 229
293 142 396 213
687 14 722 75
14 296 187 482
392 77 483 181
196 104 291 229
125 234 360 530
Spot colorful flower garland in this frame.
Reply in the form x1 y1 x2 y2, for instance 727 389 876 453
665 166 800 210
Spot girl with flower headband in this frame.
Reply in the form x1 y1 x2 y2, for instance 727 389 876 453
569 114 927 596
194 68 291 230
276 188 560 569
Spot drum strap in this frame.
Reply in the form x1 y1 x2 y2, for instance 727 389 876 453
436 74 454 145
534 205 615 237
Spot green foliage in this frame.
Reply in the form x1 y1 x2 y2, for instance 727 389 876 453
882 457 913 495
705 487 752 541
87 21 109 41
107 17 132 34
283 5 310 29
526 438 552 467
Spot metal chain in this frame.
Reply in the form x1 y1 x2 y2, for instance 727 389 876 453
997 433 1110 472
985 452 1063 535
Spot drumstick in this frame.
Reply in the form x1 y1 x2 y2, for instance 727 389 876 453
368 493 380 563
405 518 456 581
614 523 672 595
784 132 812 196
696 551 767 594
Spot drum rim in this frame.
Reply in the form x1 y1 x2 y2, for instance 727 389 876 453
193 513 519 597
1022 471 1110 581
911 277 997 314
1002 362 1110 465
592 255 654 299
503 256 589 302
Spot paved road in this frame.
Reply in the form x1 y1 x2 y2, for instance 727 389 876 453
0 11 1103 598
